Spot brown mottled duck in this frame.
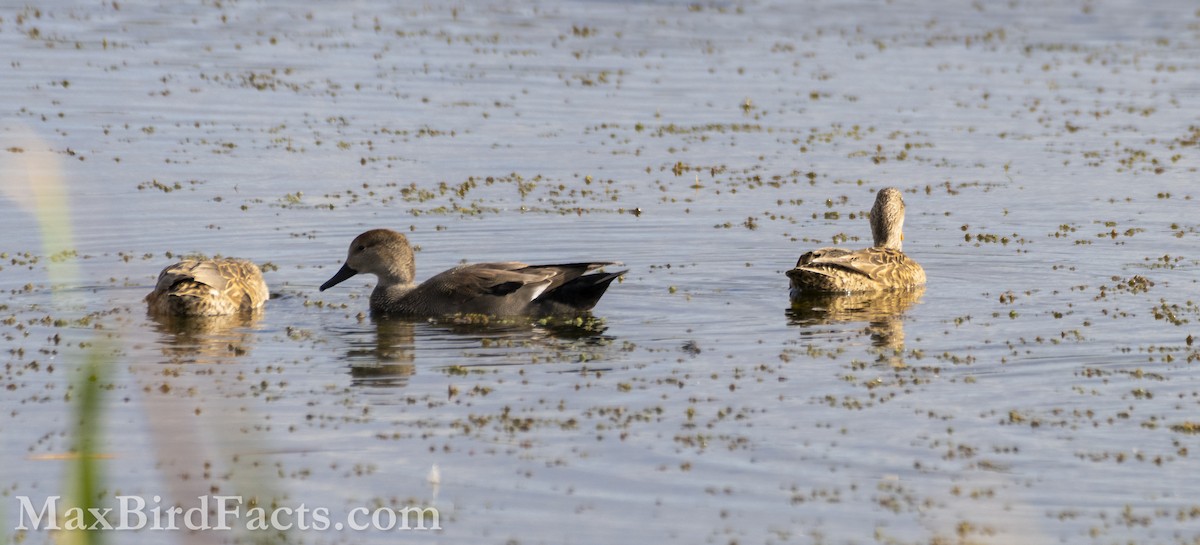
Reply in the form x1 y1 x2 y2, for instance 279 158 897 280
787 187 926 295
146 259 269 316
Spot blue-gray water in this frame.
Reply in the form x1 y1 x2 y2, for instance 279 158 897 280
3 1 1200 543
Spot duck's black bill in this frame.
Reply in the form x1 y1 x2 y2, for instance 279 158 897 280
319 263 359 291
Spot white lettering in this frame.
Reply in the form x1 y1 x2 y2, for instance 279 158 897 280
182 496 209 530
15 495 442 532
309 507 331 530
212 496 241 530
163 505 183 530
63 507 87 530
86 507 114 530
245 507 268 531
269 506 293 530
15 496 59 530
397 506 441 530
117 495 146 530
346 507 371 530
293 504 311 530
372 507 397 530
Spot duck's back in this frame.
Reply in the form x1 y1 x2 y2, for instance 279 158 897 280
788 247 925 294
147 259 268 316
371 262 623 317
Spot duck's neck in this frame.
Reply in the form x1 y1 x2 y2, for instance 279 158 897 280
875 234 903 251
872 218 904 251
371 280 415 304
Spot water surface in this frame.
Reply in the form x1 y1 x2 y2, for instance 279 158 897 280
3 1 1200 543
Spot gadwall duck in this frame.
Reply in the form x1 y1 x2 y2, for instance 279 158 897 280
319 229 626 318
787 187 926 294
146 259 269 316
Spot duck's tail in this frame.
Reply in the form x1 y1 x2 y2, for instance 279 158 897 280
535 266 626 314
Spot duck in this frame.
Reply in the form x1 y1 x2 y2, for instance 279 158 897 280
319 229 625 318
146 259 269 316
787 187 926 295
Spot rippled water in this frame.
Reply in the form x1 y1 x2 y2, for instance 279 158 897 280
4 1 1200 543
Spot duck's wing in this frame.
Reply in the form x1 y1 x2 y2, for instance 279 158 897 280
429 262 553 299
794 247 925 285
794 247 853 268
151 260 268 310
798 248 902 280
422 262 622 315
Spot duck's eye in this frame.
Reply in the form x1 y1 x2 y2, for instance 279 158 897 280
355 245 366 252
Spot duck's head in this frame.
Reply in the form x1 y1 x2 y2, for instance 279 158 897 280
869 187 906 251
319 229 416 291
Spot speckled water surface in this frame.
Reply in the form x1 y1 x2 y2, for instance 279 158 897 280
4 1 1200 543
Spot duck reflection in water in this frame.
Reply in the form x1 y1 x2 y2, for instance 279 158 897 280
148 312 264 365
341 316 417 387
143 299 271 520
786 286 925 365
145 258 269 364
336 314 615 388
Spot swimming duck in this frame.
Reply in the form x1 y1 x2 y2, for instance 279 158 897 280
146 259 269 316
319 229 625 318
787 187 926 294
